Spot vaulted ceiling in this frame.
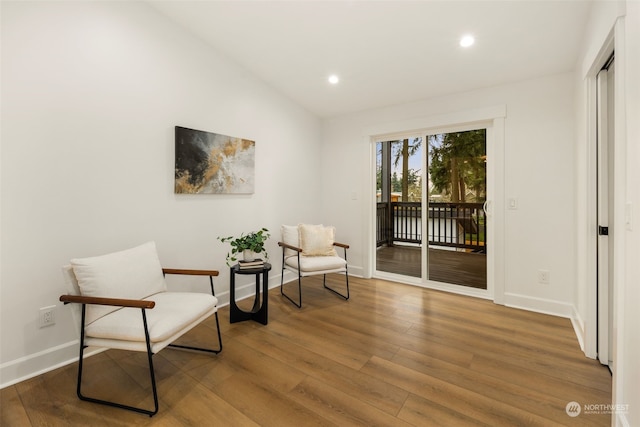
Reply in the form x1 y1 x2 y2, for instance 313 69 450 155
149 0 593 118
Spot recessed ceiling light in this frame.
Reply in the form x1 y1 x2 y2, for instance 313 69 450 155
328 74 339 85
460 35 475 48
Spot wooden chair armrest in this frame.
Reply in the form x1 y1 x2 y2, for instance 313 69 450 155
162 268 219 277
59 294 155 309
334 242 350 249
278 241 302 252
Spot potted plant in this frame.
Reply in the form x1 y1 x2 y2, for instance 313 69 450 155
218 228 271 266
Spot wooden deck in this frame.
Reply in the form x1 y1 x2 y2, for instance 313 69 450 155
376 245 487 289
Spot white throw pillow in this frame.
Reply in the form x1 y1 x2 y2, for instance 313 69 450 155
298 224 337 257
70 241 167 324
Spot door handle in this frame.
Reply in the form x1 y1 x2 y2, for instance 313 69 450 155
598 226 609 236
483 200 491 216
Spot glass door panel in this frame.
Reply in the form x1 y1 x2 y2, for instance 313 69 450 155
427 130 487 289
375 138 423 277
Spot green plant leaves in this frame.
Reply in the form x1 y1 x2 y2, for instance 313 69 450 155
217 228 271 266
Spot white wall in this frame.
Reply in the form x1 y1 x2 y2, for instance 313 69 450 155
0 1 322 386
321 72 577 315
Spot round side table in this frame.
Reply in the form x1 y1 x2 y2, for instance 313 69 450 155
229 262 271 325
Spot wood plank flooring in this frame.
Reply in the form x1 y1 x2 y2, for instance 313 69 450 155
1 276 611 426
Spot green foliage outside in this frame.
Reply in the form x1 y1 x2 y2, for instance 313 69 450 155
376 138 422 202
377 129 486 204
429 129 486 203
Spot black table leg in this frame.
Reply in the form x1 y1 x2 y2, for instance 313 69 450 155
229 264 270 325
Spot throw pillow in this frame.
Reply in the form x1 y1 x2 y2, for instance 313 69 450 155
298 224 337 256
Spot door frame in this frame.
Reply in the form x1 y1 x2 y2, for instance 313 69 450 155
596 58 615 368
584 21 627 365
583 19 629 425
363 105 506 303
584 33 613 361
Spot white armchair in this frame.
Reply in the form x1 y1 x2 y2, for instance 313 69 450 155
278 224 349 308
59 241 222 417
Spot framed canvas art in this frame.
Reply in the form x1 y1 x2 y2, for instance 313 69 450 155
175 126 255 194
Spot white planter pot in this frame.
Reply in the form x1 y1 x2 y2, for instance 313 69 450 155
243 250 256 262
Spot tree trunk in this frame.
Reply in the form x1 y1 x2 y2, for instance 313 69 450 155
451 157 460 202
402 139 409 201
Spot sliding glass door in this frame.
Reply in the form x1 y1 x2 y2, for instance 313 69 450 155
375 129 487 290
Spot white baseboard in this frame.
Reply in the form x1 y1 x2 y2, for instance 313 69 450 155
570 305 586 353
503 292 574 318
0 340 103 389
502 294 591 358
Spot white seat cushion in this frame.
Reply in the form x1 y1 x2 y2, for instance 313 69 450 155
85 292 218 343
285 255 346 272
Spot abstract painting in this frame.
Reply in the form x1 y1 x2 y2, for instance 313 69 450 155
175 126 255 194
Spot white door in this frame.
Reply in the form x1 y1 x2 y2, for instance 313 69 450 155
596 57 614 370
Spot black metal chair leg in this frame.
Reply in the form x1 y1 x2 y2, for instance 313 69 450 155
281 272 302 308
168 281 223 354
281 254 350 308
168 311 223 354
323 269 350 301
281 253 303 308
323 247 350 300
76 305 159 417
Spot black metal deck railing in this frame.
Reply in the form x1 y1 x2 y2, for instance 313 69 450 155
376 201 486 251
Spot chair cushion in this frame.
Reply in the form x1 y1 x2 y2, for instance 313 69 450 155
85 292 218 343
298 224 337 256
70 242 167 324
281 225 299 257
285 255 346 272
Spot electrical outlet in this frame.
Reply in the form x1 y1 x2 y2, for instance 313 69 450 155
39 306 56 328
538 270 550 285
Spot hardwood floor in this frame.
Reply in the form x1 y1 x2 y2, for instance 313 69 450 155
2 276 611 426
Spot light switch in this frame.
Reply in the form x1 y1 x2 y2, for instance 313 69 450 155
508 198 518 210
